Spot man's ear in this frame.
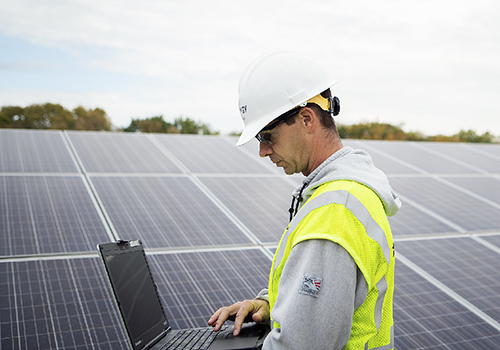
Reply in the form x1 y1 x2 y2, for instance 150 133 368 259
299 107 316 131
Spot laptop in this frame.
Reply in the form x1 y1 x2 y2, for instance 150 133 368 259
97 240 269 350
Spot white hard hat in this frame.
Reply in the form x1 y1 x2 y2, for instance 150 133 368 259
236 51 337 146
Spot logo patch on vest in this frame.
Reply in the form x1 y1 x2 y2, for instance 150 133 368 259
299 274 323 298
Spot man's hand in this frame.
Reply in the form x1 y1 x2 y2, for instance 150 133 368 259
207 299 270 336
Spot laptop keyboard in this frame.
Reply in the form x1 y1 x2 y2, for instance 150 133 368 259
164 327 225 350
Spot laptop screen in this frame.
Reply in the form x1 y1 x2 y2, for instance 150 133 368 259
100 241 169 350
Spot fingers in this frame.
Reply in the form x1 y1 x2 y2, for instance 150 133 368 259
232 301 253 336
208 299 270 336
208 302 242 332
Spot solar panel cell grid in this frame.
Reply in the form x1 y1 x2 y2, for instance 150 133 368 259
0 258 128 350
67 132 182 173
91 176 252 248
0 176 110 256
154 135 272 174
355 140 482 174
199 177 293 243
394 261 500 349
148 249 271 330
397 238 500 323
388 199 459 236
390 177 500 232
444 176 500 207
419 142 500 174
481 234 500 249
0 130 78 173
344 140 421 175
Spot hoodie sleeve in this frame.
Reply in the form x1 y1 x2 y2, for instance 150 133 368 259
262 239 366 350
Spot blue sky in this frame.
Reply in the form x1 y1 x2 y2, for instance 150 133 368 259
1 0 499 136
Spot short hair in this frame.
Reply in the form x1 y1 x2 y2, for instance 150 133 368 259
284 89 339 137
309 89 339 134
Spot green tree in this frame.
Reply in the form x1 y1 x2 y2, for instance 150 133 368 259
174 116 215 135
73 106 112 131
0 106 25 128
23 103 74 129
455 129 493 143
341 122 407 140
124 115 174 133
124 116 216 135
0 103 111 131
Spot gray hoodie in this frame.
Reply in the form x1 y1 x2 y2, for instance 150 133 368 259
258 146 401 350
292 146 401 217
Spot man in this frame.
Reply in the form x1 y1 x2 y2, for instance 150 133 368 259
208 51 401 349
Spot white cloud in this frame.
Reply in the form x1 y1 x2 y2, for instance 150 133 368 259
1 0 499 136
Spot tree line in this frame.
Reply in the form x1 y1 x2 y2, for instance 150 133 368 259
123 115 217 135
0 103 496 142
0 103 215 135
336 122 496 143
0 103 112 131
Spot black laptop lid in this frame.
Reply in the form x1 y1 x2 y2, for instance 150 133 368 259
98 240 169 350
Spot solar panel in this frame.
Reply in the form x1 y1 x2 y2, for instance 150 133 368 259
0 129 77 173
397 237 500 323
0 249 270 350
418 142 500 174
2 129 500 349
199 176 293 243
354 140 482 174
388 199 459 237
444 176 500 207
67 131 182 173
344 140 421 175
153 134 273 174
0 175 111 256
148 248 271 330
390 177 500 233
394 260 500 349
480 234 500 249
0 257 128 350
469 143 500 158
90 176 253 248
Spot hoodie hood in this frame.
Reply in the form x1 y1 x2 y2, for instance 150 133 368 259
292 147 401 217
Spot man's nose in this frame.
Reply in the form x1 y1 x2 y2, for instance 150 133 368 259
259 142 273 158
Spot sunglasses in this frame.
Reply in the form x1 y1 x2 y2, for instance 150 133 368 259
255 107 301 144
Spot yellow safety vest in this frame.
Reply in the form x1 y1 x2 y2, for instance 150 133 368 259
269 180 395 350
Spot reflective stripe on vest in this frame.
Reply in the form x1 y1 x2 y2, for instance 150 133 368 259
273 189 391 279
